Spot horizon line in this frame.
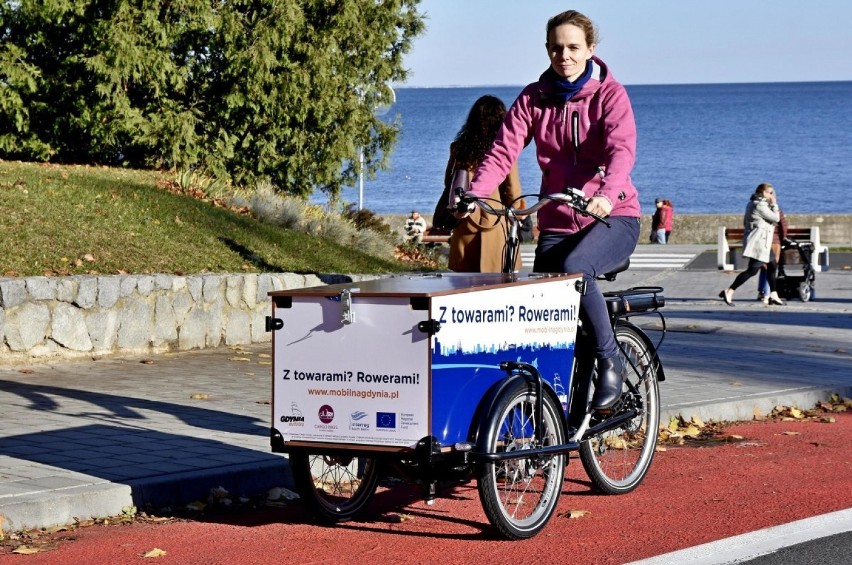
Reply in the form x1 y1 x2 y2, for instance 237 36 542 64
394 78 852 89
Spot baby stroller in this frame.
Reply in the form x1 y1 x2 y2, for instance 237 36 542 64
775 240 816 302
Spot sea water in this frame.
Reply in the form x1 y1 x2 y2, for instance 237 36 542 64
316 81 852 215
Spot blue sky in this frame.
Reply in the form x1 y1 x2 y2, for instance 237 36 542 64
402 1 852 87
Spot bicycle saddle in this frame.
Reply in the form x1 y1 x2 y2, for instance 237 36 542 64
599 258 630 281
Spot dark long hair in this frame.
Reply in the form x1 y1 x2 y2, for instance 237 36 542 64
453 95 506 170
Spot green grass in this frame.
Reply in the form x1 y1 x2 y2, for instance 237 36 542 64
0 161 414 277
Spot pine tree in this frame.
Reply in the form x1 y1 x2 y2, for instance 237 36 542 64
0 0 424 199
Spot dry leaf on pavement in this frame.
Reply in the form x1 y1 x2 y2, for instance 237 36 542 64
558 509 591 519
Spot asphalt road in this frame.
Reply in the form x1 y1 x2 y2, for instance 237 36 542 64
2 413 849 564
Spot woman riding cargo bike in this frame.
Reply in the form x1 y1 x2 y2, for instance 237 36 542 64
266 9 664 540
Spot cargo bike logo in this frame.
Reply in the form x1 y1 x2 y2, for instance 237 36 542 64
318 405 335 424
313 404 339 431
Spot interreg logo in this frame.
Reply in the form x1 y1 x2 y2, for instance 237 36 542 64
318 405 335 424
349 410 370 431
376 412 396 429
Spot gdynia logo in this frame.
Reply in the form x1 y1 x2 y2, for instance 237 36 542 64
280 402 305 423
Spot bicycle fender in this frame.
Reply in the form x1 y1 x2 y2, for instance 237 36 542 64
470 375 566 453
616 320 666 382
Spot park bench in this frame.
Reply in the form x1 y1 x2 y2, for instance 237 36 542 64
420 226 451 245
717 226 830 271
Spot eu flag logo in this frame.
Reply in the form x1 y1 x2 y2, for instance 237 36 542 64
376 412 396 429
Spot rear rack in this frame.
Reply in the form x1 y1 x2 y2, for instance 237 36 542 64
603 286 665 317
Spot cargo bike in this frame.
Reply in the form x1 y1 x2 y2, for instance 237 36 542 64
267 188 667 539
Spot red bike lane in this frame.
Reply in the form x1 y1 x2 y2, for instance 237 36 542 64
3 412 850 564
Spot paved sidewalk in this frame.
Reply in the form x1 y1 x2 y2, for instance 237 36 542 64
2 262 851 533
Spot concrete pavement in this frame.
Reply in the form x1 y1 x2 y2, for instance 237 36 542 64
2 249 851 533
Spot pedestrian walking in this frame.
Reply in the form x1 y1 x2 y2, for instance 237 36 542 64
719 183 785 306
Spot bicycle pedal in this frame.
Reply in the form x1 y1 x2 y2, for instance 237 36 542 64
593 397 624 416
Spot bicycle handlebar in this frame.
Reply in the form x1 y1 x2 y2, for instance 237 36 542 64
452 186 612 228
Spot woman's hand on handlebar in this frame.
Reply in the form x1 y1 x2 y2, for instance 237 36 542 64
585 195 613 218
451 189 477 219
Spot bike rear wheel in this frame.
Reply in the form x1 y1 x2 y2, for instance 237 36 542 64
579 322 660 494
477 381 566 539
290 452 380 523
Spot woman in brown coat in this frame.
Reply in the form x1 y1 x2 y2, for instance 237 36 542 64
444 95 523 272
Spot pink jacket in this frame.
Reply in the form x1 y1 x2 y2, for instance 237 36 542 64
662 205 674 231
470 57 640 233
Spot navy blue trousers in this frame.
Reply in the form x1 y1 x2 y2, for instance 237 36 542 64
534 217 640 359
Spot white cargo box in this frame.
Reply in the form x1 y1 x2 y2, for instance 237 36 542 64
269 273 581 452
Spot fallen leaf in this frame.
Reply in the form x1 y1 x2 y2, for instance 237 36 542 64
690 415 705 428
142 548 167 558
258 353 271 358
140 359 155 365
258 361 272 366
229 357 251 362
13 546 41 555
18 368 34 374
385 513 411 523
190 393 209 400
83 253 95 262
558 509 590 519
781 431 800 436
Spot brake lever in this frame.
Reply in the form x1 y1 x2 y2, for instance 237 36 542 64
453 187 478 215
562 188 611 228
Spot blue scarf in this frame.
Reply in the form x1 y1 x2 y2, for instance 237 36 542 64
544 61 594 102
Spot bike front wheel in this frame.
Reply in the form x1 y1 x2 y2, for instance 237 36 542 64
477 381 566 540
290 452 380 523
579 322 660 494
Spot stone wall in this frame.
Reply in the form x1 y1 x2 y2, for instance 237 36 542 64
0 272 379 365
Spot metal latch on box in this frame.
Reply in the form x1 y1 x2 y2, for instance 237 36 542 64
417 319 441 335
265 316 283 332
340 289 355 325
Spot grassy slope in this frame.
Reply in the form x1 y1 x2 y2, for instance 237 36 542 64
0 161 407 277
